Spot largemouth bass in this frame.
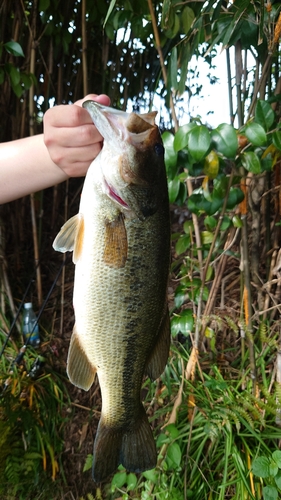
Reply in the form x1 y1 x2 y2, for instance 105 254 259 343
53 101 170 483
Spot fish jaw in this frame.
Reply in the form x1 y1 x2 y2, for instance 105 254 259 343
83 100 166 220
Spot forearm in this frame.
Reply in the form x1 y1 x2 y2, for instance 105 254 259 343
0 134 68 203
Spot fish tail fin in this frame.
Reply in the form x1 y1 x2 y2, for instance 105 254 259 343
92 406 157 483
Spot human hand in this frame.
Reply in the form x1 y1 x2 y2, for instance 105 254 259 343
43 94 111 177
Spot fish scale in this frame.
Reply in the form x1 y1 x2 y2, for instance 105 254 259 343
53 101 170 482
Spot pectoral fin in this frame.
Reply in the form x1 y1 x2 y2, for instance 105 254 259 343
145 306 171 381
104 213 127 268
53 214 84 263
67 325 97 391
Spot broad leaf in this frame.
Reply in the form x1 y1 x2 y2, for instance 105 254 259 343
168 46 178 90
272 131 281 151
262 485 278 500
174 123 196 151
255 100 275 131
126 473 137 491
168 178 180 203
204 150 219 179
181 6 195 33
272 450 281 468
162 131 177 172
175 234 190 255
252 456 270 478
241 151 261 173
167 442 182 468
171 309 194 337
111 471 127 489
245 122 267 146
188 125 211 162
4 41 24 57
211 123 238 158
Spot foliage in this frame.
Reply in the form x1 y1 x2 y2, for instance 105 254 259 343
252 451 281 500
1 0 281 498
0 330 71 499
79 345 281 499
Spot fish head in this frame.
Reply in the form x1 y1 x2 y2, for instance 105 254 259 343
83 101 166 220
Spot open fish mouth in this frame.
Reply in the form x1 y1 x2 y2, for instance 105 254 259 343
103 177 130 210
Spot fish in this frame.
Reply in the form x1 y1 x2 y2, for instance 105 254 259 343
53 101 171 483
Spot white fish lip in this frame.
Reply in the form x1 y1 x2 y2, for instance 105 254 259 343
102 177 130 210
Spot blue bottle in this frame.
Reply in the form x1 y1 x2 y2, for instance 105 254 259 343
22 302 40 347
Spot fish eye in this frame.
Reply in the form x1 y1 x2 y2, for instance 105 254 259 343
154 143 164 156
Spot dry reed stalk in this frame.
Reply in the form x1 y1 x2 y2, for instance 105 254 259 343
59 180 69 336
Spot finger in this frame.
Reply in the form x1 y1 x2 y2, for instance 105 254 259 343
44 94 111 129
48 141 103 171
45 121 103 150
75 93 111 108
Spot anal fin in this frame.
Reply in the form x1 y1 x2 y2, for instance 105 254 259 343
67 325 96 391
145 306 171 381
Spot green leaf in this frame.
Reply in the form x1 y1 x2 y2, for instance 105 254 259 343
162 131 177 172
262 485 278 500
245 122 267 146
174 123 196 152
11 81 23 98
7 64 20 85
272 451 281 468
204 150 219 179
241 151 261 173
166 424 179 439
201 231 213 244
174 284 187 308
168 178 180 203
204 215 217 230
270 460 279 477
167 442 182 468
232 214 243 228
194 286 209 303
255 100 275 131
168 46 178 90
142 468 158 483
39 0 50 9
103 0 117 28
211 123 238 158
226 187 244 209
171 310 194 337
252 456 270 478
111 471 127 489
274 470 281 489
272 131 281 151
4 41 24 57
83 454 93 472
126 472 137 490
181 6 195 33
188 192 222 216
156 432 169 447
175 234 190 255
188 125 211 162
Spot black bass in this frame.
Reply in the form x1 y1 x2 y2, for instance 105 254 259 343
53 101 170 483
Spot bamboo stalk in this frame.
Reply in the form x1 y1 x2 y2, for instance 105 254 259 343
27 0 42 306
81 0 88 96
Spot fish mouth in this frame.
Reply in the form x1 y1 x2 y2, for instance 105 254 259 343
103 177 130 210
